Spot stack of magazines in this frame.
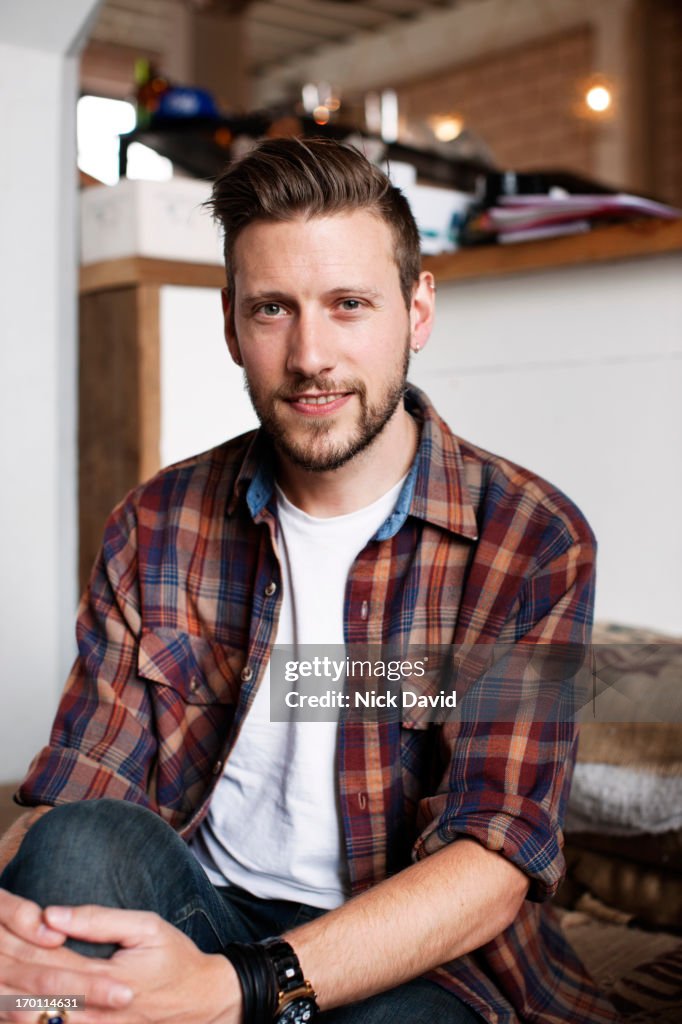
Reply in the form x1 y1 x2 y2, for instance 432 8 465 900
463 192 681 245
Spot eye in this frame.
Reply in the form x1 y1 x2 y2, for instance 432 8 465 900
257 302 285 317
339 298 363 311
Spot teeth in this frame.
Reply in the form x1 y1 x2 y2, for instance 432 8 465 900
297 395 341 405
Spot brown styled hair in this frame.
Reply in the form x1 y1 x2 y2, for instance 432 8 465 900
207 137 421 310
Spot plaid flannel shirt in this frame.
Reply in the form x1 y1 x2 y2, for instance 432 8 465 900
18 385 619 1023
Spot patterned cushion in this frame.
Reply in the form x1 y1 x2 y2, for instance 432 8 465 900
611 943 682 1022
560 911 682 1022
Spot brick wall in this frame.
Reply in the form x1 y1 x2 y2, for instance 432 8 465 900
397 27 596 180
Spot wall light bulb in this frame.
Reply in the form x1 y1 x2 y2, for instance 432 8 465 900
430 115 464 142
586 85 611 112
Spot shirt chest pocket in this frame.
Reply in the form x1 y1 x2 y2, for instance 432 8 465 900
137 628 242 706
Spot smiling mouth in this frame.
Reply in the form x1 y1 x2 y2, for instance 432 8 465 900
288 393 349 406
281 392 355 417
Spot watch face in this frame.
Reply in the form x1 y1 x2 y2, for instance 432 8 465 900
277 997 317 1024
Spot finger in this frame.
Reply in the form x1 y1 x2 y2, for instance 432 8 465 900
0 986 78 1024
44 906 161 949
0 1005 123 1024
0 990 129 1024
0 986 27 1024
0 891 65 947
0 1002 108 1024
0 958 133 1013
0 989 62 1024
1 933 118 974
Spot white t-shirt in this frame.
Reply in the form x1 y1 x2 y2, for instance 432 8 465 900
190 476 405 907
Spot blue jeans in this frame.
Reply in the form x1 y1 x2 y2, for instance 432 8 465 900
0 800 480 1023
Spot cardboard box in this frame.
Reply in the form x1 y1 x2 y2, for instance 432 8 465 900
80 178 223 265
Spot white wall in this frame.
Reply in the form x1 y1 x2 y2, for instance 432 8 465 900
410 254 682 634
156 252 681 636
0 0 103 785
160 287 258 467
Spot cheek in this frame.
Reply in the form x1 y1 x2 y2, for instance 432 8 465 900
240 347 282 388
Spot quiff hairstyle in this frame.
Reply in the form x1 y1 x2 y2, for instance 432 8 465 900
207 137 422 311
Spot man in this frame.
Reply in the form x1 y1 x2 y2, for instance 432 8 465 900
0 139 618 1024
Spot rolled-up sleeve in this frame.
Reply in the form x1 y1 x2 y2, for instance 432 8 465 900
412 533 596 902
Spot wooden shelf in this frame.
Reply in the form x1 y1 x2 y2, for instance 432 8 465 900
423 218 682 284
80 257 226 294
80 218 682 296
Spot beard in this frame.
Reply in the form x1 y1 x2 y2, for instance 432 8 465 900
242 337 411 473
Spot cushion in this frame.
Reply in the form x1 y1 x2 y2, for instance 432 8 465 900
560 910 682 1022
571 622 682 836
564 623 682 930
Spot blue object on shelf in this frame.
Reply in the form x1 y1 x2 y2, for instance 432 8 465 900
158 87 219 120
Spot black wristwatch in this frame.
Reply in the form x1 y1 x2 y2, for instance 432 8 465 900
260 937 319 1023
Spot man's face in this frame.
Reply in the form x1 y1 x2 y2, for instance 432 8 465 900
225 211 427 473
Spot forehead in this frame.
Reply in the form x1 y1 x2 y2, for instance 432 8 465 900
231 211 399 289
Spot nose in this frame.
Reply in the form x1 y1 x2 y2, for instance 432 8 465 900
285 306 337 379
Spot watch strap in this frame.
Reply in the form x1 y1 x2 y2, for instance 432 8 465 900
260 937 319 1017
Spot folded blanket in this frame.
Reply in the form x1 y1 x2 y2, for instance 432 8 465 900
566 762 682 835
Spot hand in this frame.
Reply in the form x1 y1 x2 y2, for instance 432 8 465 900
0 889 132 1023
38 904 243 1024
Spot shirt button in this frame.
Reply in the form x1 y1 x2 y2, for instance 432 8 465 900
264 581 277 597
240 665 254 682
360 600 369 620
357 792 368 810
212 760 223 775
189 676 200 693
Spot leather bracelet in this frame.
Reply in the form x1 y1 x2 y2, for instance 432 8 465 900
223 943 255 1022
222 941 278 1023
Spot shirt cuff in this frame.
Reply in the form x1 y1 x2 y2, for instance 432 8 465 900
412 794 566 902
15 745 154 813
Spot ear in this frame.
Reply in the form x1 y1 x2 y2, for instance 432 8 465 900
409 271 435 354
221 287 242 367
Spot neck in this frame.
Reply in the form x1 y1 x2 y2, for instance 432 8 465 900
275 407 419 518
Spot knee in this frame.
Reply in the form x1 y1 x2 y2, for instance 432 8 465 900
0 801 170 959
19 799 166 866
2 799 175 906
